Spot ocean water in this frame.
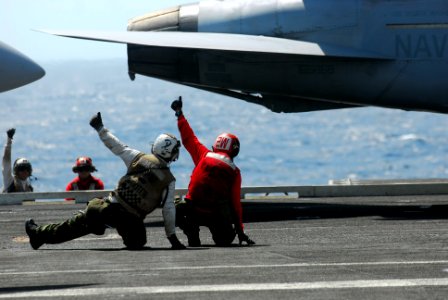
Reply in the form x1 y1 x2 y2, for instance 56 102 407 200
1 60 448 192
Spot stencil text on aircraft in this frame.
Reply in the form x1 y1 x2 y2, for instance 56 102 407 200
396 34 448 58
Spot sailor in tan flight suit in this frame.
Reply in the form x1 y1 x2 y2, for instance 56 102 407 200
25 112 185 250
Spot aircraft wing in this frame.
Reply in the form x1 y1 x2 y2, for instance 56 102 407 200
38 30 392 60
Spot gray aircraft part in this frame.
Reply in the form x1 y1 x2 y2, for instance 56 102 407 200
0 41 45 93
41 0 448 113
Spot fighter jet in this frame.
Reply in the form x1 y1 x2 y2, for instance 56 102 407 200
41 0 448 113
0 41 45 92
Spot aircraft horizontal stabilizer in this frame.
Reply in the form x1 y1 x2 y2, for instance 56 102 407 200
37 30 391 60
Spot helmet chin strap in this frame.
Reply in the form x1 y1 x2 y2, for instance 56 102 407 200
154 152 171 163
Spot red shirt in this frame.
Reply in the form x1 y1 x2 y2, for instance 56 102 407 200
178 114 244 231
65 175 105 201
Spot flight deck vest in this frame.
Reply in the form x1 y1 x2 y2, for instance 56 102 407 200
113 153 175 218
6 176 33 193
70 182 96 190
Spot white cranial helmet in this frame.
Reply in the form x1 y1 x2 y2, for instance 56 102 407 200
152 133 181 162
13 157 33 175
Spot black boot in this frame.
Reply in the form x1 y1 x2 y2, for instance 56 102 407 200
186 231 201 247
167 234 186 250
25 219 44 250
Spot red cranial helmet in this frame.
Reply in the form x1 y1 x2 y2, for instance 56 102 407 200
212 133 240 158
72 156 97 173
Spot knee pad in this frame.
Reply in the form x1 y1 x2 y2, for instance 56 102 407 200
212 230 236 246
123 238 146 250
85 198 108 235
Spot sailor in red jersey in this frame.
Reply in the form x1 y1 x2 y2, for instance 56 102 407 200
65 157 104 200
171 97 255 247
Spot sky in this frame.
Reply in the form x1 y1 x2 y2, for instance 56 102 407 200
0 0 193 63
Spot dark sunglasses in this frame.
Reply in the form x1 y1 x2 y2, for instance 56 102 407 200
16 166 31 172
74 167 92 172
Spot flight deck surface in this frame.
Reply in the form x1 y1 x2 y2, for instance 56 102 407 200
1 195 448 299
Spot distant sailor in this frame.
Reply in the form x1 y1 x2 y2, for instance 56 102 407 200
25 112 185 250
2 128 33 193
65 156 104 200
171 97 255 247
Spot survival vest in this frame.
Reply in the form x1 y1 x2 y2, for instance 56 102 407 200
113 153 175 218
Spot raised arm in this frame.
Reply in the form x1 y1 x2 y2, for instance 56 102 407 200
2 129 15 192
171 97 209 165
89 112 140 168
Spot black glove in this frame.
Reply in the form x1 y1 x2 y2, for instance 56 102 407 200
6 128 15 139
238 232 255 246
89 112 104 131
168 234 186 250
170 96 183 117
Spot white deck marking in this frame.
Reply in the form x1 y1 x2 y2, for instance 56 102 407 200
1 260 448 275
1 278 448 298
150 260 448 271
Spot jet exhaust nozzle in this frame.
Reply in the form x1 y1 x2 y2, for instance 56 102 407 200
127 4 198 32
127 3 199 83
